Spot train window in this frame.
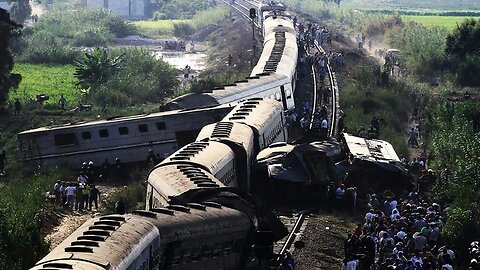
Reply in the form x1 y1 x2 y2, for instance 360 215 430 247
138 124 149 133
81 131 91 140
275 92 281 101
54 133 76 147
286 89 292 98
156 122 166 130
118 126 129 135
99 129 109 138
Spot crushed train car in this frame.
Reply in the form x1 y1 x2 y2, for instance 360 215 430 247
254 140 343 188
338 133 413 195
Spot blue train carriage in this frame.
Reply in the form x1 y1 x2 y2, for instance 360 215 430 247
196 122 255 192
30 206 254 270
16 105 232 169
145 164 225 209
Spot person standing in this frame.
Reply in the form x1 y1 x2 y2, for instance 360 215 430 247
64 183 76 209
115 197 126 214
0 149 6 175
14 99 21 115
89 185 99 211
58 95 67 110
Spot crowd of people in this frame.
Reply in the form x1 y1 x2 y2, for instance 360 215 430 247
341 180 462 270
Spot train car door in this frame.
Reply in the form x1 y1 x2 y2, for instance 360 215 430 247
280 86 288 110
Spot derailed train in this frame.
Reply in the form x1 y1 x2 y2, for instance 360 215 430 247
31 98 288 270
17 5 297 169
30 5 298 268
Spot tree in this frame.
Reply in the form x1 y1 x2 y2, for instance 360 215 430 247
0 8 22 105
445 18 480 58
9 0 31 24
74 48 123 92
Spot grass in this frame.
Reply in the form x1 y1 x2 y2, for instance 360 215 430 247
133 19 188 36
10 64 80 107
342 0 480 10
402 15 480 29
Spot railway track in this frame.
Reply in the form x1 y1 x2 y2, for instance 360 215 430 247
308 41 340 137
217 0 261 28
274 213 309 263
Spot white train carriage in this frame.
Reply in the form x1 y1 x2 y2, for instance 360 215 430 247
252 15 298 104
16 105 232 168
166 72 296 111
196 122 255 191
223 98 287 152
157 141 237 187
31 206 253 270
146 164 225 209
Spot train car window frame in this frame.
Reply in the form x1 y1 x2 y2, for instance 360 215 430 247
54 133 77 147
156 122 166 130
99 129 109 138
118 126 129 135
81 131 92 140
138 124 149 133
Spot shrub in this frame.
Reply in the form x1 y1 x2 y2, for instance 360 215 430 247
173 22 195 37
91 48 178 106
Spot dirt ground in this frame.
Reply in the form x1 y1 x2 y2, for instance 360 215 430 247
293 211 358 269
44 184 123 249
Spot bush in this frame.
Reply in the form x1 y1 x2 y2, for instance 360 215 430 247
19 9 137 64
152 11 167 20
173 22 195 37
91 48 178 106
152 0 216 19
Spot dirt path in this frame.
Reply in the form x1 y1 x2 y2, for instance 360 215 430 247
44 184 123 249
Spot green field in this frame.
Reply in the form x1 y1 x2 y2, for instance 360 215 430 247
402 15 479 29
133 19 189 36
343 0 480 10
10 64 80 107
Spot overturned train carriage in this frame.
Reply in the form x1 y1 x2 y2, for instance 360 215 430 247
17 105 232 168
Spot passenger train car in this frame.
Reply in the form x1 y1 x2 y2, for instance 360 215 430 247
145 98 287 208
17 105 232 168
31 6 296 270
31 205 254 270
165 8 297 111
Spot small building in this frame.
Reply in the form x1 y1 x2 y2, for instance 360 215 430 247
85 0 147 19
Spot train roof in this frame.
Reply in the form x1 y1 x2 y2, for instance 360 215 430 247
147 164 225 204
166 73 289 110
32 207 252 270
159 141 234 173
18 104 231 135
196 121 254 151
343 133 400 162
223 98 283 132
31 215 157 270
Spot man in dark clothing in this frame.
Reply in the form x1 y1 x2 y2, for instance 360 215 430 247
115 197 126 214
89 185 99 210
0 149 5 174
101 159 110 182
147 149 159 165
327 182 336 212
14 99 21 115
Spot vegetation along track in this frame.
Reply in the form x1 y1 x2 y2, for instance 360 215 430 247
309 40 339 137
